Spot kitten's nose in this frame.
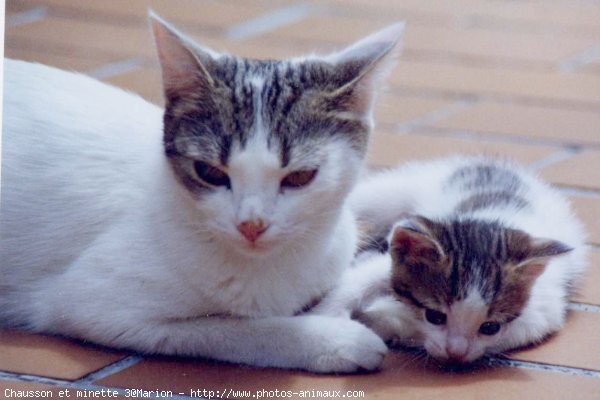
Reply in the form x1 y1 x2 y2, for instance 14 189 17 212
446 337 469 361
237 219 268 243
446 349 467 362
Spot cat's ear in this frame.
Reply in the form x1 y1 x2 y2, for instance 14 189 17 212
149 11 219 97
389 215 445 268
324 22 405 117
516 237 573 282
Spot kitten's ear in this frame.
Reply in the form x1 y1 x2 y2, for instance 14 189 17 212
149 11 218 96
325 22 405 117
516 237 573 282
389 215 445 268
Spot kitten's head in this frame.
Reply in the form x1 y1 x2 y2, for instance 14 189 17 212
388 215 572 364
150 13 403 255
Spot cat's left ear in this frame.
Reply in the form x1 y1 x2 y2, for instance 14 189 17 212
389 215 445 268
516 237 573 281
149 11 220 98
325 22 405 117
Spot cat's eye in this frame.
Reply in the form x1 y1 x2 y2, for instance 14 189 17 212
425 308 447 325
479 321 501 336
194 161 231 189
281 169 318 189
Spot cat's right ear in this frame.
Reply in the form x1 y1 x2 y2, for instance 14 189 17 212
324 22 405 117
515 237 573 283
149 11 218 97
389 215 445 269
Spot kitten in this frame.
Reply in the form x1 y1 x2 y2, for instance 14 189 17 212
0 14 405 372
314 156 587 364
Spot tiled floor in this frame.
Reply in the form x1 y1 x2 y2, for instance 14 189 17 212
2 0 600 399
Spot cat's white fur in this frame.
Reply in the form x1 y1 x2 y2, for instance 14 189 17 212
314 156 587 362
0 18 404 372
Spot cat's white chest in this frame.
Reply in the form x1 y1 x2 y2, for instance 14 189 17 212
179 242 347 318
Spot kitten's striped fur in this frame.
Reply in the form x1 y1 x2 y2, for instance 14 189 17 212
315 156 587 364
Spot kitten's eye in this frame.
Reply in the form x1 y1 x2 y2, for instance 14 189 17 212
281 169 318 189
425 309 447 325
479 321 501 336
194 161 231 189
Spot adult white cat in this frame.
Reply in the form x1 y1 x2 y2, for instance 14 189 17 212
0 14 404 372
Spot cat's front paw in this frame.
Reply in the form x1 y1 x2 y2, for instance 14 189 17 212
306 317 387 373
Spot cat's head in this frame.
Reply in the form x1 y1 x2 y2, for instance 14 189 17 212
388 215 572 364
150 13 404 255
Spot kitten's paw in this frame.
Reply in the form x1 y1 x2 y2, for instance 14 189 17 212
306 317 387 373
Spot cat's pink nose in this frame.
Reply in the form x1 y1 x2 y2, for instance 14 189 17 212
237 219 268 243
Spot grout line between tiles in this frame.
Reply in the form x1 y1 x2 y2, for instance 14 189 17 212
454 14 595 37
559 43 600 73
225 3 315 41
390 86 600 112
527 146 582 171
86 58 143 80
0 370 73 387
329 2 600 38
5 6 48 28
396 98 478 133
558 186 600 199
74 355 143 384
489 358 600 378
568 302 600 313
402 49 555 74
404 126 600 150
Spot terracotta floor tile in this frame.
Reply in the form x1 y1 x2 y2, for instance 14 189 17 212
581 61 600 76
0 329 126 380
259 16 391 45
403 25 596 64
573 249 600 305
374 95 451 126
14 0 268 31
6 0 39 15
389 60 600 105
5 17 236 73
540 151 600 190
366 131 557 168
263 15 597 64
104 67 163 105
432 102 600 146
334 0 600 30
99 352 599 400
5 16 154 60
466 1 600 31
571 196 600 245
509 311 600 370
4 47 116 72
